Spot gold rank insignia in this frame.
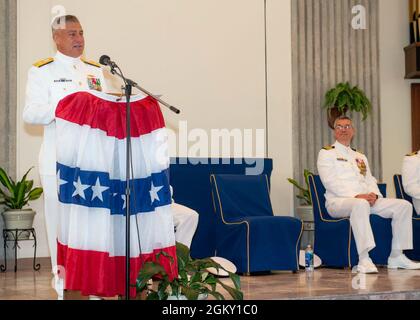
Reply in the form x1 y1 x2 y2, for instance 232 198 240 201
323 145 335 150
406 151 419 156
352 148 364 154
356 158 367 177
33 57 54 68
82 58 101 68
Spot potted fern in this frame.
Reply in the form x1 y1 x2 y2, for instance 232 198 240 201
136 242 243 300
324 82 372 129
0 167 43 239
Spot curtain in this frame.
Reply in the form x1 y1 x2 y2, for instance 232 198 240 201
0 0 17 179
291 0 381 191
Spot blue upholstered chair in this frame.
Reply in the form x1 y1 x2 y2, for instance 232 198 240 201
308 174 392 268
170 158 274 259
210 174 303 274
393 174 420 260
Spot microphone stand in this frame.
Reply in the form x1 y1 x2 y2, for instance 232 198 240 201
107 64 180 300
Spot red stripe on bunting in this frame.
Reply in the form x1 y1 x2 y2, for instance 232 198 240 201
55 92 165 139
57 241 178 298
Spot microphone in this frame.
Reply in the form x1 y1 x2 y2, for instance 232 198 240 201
99 55 117 68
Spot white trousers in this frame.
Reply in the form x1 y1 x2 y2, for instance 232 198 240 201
326 198 413 255
40 174 59 271
172 203 199 248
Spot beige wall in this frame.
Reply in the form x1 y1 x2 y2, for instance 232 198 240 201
16 0 294 258
379 0 416 194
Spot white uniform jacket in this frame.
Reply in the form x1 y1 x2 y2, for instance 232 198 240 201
317 141 383 206
402 151 420 214
23 51 107 176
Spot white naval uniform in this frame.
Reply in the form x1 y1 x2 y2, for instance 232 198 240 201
169 186 199 248
317 141 413 255
402 151 420 215
23 51 107 270
172 203 199 248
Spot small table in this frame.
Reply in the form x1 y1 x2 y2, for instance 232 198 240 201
0 228 41 272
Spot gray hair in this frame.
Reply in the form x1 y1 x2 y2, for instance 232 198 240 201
51 15 80 33
333 115 353 129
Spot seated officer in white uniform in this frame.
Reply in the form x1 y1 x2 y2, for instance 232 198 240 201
172 203 199 248
23 15 107 298
402 150 420 215
169 187 199 248
317 116 419 274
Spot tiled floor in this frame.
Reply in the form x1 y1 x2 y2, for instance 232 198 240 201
2 258 420 300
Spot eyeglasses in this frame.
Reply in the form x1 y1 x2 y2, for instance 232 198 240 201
335 125 353 130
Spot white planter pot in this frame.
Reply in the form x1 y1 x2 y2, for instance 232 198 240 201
2 209 36 239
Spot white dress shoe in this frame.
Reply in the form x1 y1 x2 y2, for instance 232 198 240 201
357 258 378 274
388 254 420 270
54 276 64 300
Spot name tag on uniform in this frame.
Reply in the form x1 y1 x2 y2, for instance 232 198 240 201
87 75 102 92
336 158 348 162
54 78 72 83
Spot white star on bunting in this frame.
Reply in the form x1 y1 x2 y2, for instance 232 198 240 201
56 170 68 195
149 182 163 204
121 195 127 210
91 178 109 202
72 177 90 200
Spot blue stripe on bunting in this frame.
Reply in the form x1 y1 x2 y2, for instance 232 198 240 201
56 163 171 216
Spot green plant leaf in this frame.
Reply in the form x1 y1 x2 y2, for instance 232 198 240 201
0 167 43 210
217 279 244 300
323 82 372 122
0 167 14 192
136 261 167 292
136 242 243 300
190 272 202 284
181 286 200 300
14 182 26 209
287 178 307 193
25 180 34 194
288 170 313 205
20 167 34 184
146 292 160 300
26 188 43 201
229 272 241 290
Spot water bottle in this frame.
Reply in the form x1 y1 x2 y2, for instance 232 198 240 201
305 245 314 272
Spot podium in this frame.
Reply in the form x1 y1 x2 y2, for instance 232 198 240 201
54 90 178 298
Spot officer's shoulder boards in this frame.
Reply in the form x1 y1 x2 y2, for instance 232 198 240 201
406 151 419 157
33 57 54 68
352 148 364 155
323 145 335 151
82 58 101 68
